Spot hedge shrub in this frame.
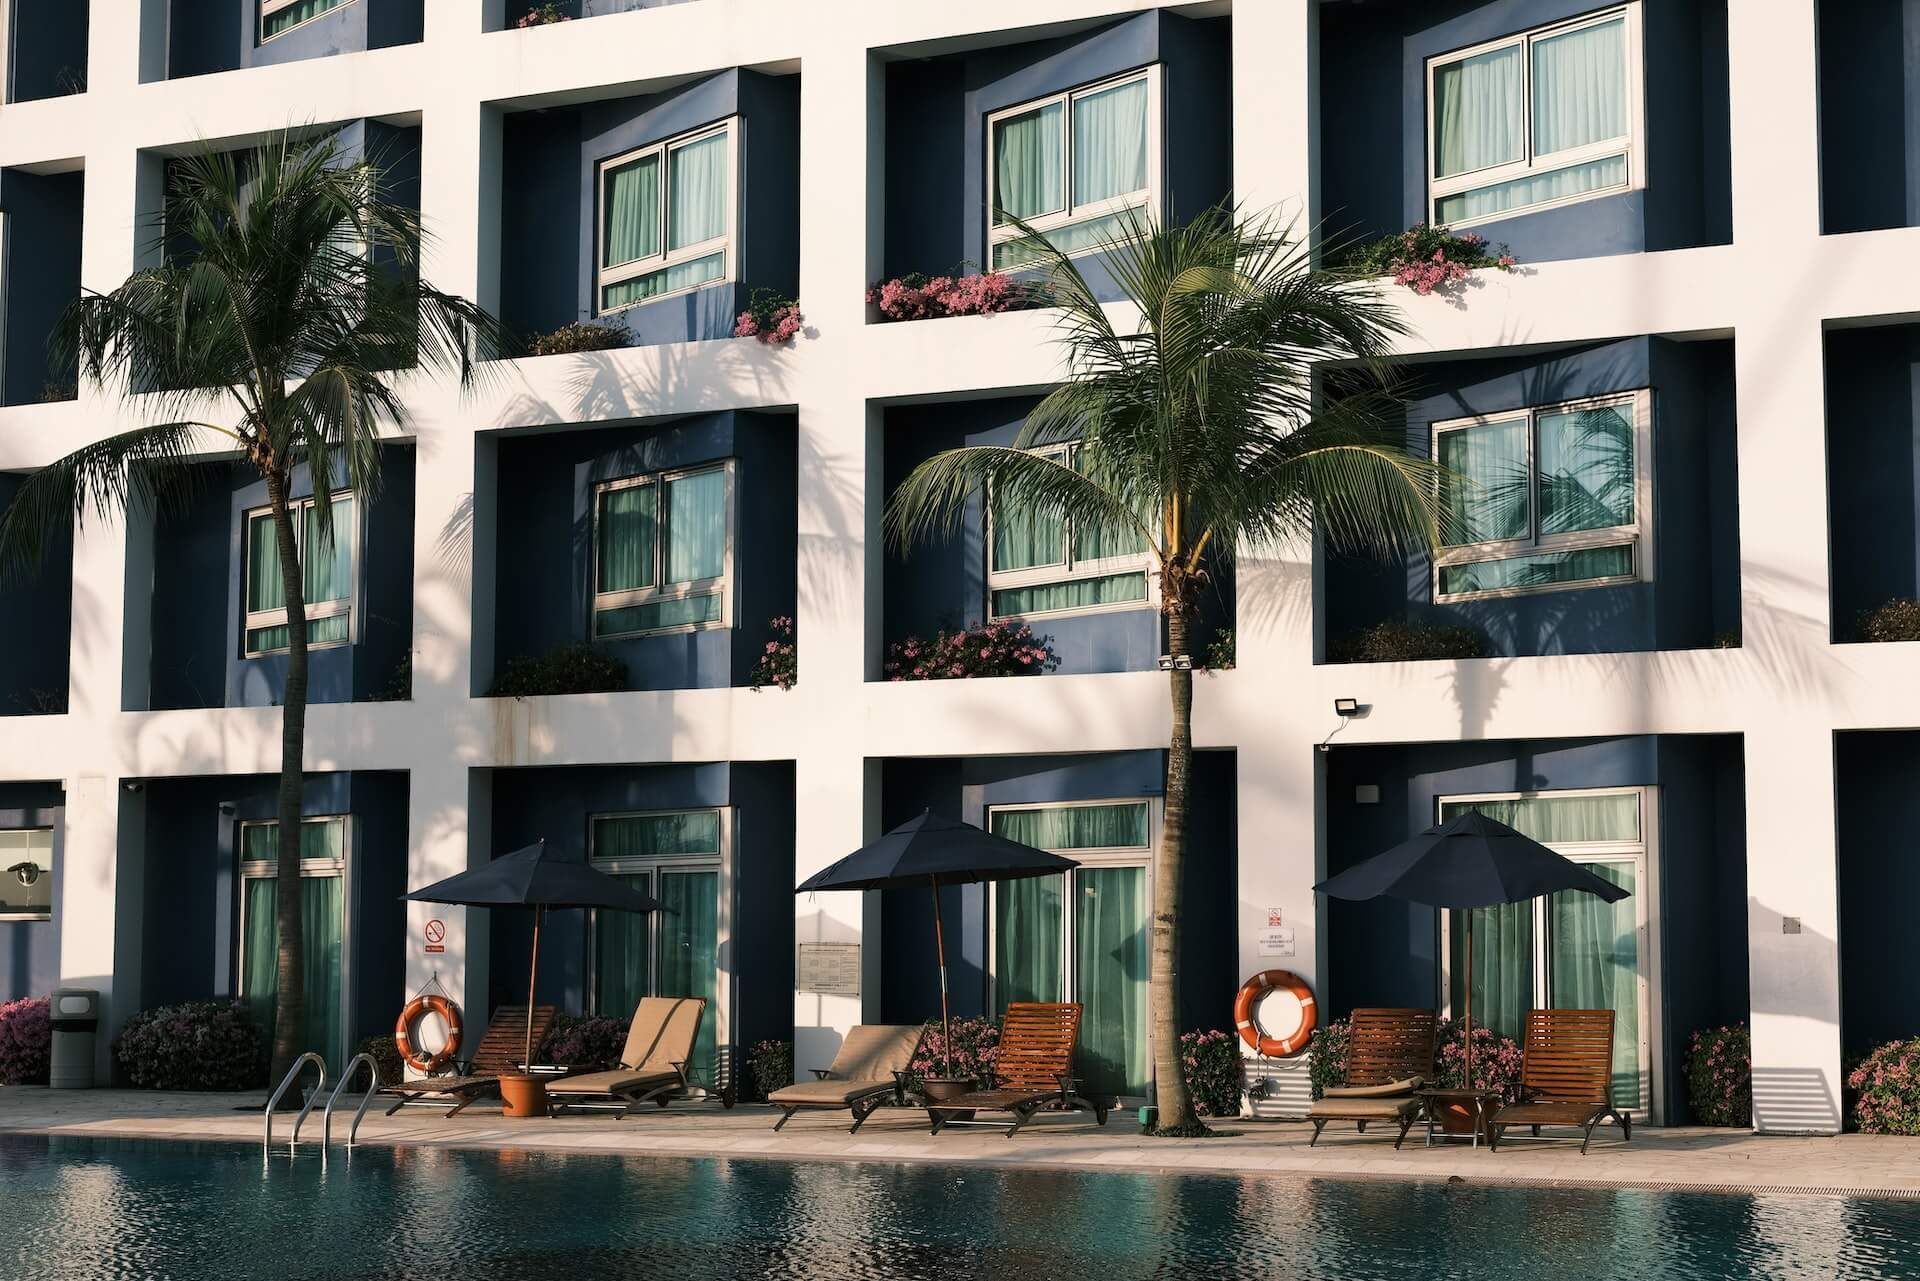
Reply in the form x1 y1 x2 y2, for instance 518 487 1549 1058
0 997 51 1085
1848 1037 1920 1134
1329 619 1485 664
114 1001 265 1091
1685 1024 1752 1127
489 644 627 697
538 1014 628 1068
1856 599 1920 644
745 1038 795 1102
523 321 630 358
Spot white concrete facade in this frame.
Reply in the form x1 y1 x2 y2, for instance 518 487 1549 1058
0 0 1880 1132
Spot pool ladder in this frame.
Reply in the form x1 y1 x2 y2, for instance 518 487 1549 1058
322 1053 382 1150
263 1052 327 1152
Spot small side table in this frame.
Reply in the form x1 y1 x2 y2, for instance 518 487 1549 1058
1417 1088 1501 1148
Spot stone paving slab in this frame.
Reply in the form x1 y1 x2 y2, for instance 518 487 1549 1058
4 1086 1918 1199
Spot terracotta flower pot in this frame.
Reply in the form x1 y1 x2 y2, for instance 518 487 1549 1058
919 1077 974 1104
498 1073 548 1119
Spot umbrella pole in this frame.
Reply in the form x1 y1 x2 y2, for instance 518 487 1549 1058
931 875 952 1078
525 903 543 1070
1463 910 1474 1088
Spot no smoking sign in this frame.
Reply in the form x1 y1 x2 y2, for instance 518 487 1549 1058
423 918 446 954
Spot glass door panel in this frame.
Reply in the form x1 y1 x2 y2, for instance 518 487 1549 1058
1448 901 1533 1042
994 875 1064 1011
595 873 652 1020
1074 866 1149 1099
1548 859 1641 1109
241 873 344 1069
657 869 720 1086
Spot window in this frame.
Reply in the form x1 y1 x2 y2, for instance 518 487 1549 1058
596 121 736 315
1426 6 1642 227
0 829 53 921
988 68 1160 270
239 817 347 1066
987 443 1152 621
242 492 356 657
260 0 354 42
988 800 1153 1100
589 809 728 1087
591 462 732 639
1432 392 1649 602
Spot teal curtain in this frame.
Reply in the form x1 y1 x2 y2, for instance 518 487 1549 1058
1439 417 1529 545
1076 866 1148 1098
991 486 1066 574
1538 404 1634 535
246 515 283 613
594 811 721 858
603 153 661 269
1441 793 1640 844
992 571 1146 618
1549 861 1640 1108
1070 447 1146 563
600 252 725 311
667 133 727 250
242 873 344 1068
596 594 721 637
994 875 1064 1011
1071 79 1148 206
1434 43 1523 178
263 0 345 39
993 208 1137 269
1438 544 1634 596
1450 901 1531 1042
304 496 353 606
1532 17 1627 155
242 819 346 863
990 803 1148 851
657 869 720 1085
993 102 1064 223
664 469 725 584
595 874 652 1021
596 485 657 594
1436 155 1627 224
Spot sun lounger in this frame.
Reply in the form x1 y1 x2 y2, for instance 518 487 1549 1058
1488 1007 1633 1154
1305 1007 1438 1149
926 1002 1108 1137
546 996 706 1116
767 1024 924 1133
379 1005 557 1118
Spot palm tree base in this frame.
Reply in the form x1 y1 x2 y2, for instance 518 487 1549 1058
1142 1120 1215 1138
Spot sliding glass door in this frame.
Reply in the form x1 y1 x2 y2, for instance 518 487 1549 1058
239 817 348 1070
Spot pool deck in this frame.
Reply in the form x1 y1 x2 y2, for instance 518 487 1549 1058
4 1085 1916 1199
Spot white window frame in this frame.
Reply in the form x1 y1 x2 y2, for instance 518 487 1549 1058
241 489 360 659
1425 5 1645 229
594 119 738 317
586 807 733 1089
986 67 1163 269
0 828 54 922
984 442 1157 623
1431 389 1652 604
589 460 735 640
260 0 358 44
1434 786 1662 1123
237 815 351 1062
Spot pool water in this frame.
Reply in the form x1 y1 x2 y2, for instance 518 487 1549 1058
3 1135 1919 1280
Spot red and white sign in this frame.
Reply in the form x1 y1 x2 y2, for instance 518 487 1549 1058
1266 907 1285 928
423 918 446 954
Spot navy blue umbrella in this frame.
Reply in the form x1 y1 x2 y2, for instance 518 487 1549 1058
405 840 663 1069
1314 810 1630 1083
797 812 1077 1076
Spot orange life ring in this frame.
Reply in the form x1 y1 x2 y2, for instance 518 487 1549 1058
1234 970 1316 1057
394 994 463 1074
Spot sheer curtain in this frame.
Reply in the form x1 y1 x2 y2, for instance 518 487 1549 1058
1439 418 1529 544
303 496 353 606
242 873 344 1068
603 154 661 269
1538 405 1634 534
596 486 657 594
993 103 1064 222
1451 902 1531 1042
596 811 721 857
596 875 651 1019
1444 793 1640 844
1076 866 1149 1098
991 573 1147 618
667 134 727 251
994 876 1063 1010
1072 79 1148 206
664 470 726 584
1532 18 1627 155
993 803 1148 851
1434 44 1523 178
658 869 720 1084
1549 861 1639 1107
991 487 1066 573
246 516 284 614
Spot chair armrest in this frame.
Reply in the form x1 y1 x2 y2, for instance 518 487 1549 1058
891 1070 912 1105
670 1060 691 1088
809 1068 836 1080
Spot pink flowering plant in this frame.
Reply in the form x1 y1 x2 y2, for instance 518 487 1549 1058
0 996 51 1085
748 615 797 691
866 269 1044 322
883 621 1061 680
906 1016 1001 1089
1848 1036 1920 1135
515 3 570 26
1179 1028 1243 1117
1686 1024 1752 1127
1346 224 1517 297
734 288 803 343
1306 1018 1354 1100
538 1014 629 1069
113 1000 265 1090
1435 1019 1525 1102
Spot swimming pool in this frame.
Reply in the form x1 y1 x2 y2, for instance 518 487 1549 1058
3 1134 1917 1280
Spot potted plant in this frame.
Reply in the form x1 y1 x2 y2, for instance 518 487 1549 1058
907 1015 999 1102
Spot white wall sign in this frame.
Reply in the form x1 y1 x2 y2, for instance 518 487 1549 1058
797 942 862 995
1259 927 1296 958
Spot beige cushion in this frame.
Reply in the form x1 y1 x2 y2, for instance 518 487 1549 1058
821 1025 923 1082
1307 1095 1421 1120
547 1066 679 1096
616 996 706 1073
767 1079 897 1107
1321 1075 1423 1099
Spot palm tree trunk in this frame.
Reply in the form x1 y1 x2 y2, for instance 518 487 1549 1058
1150 610 1203 1134
266 469 310 1092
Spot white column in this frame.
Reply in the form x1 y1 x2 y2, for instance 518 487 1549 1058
403 758 487 1052
58 774 132 1080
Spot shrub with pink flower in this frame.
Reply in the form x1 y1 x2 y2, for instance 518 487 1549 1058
1848 1036 1920 1134
867 269 1044 322
749 615 797 691
1434 1019 1525 1102
734 288 803 343
515 3 570 27
1346 224 1517 297
1179 1027 1243 1117
906 1016 1001 1089
884 621 1061 680
0 996 51 1086
1686 1024 1752 1127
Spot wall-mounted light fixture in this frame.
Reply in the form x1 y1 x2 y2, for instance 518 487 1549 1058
1334 697 1361 717
1157 654 1194 671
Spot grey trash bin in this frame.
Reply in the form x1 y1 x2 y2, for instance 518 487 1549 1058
47 988 100 1089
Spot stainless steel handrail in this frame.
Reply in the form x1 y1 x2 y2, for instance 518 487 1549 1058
264 1051 327 1151
322 1052 381 1149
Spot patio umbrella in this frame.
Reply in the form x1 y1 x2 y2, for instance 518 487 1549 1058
795 811 1078 1077
404 839 664 1070
1312 809 1630 1084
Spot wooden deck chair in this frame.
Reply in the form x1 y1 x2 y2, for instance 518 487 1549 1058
927 1002 1109 1137
546 997 707 1116
1305 1007 1438 1149
767 1024 923 1133
379 1005 557 1118
1488 1008 1633 1154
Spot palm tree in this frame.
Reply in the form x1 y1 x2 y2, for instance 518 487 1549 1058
0 132 500 1087
887 207 1441 1134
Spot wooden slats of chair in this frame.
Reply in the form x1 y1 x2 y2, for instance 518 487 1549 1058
467 1005 558 1076
1343 1008 1438 1087
1517 1008 1614 1103
993 1002 1080 1091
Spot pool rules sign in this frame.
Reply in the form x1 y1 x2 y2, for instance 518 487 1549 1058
1259 907 1295 958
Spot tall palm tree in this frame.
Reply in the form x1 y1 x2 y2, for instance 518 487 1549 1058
0 132 500 1087
887 207 1442 1134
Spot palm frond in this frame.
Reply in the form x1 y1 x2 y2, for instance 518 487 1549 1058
885 444 1160 562
0 423 207 580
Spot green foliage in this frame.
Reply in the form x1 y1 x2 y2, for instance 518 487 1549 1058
745 1038 795 1102
354 1034 405 1087
1340 224 1516 295
1329 619 1485 664
538 1014 629 1068
1686 1024 1752 1127
113 1001 266 1091
488 643 628 697
1306 1019 1352 1101
1856 598 1920 643
368 651 412 702
905 1016 1002 1090
524 321 631 357
1178 1029 1242 1117
1202 628 1235 671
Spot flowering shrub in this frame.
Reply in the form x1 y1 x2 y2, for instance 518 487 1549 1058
1686 1024 1752 1127
1179 1028 1242 1117
866 270 1042 322
1848 1037 1920 1135
734 288 803 343
1306 1018 1352 1100
1328 619 1484 664
489 643 627 697
1346 225 1516 297
1202 628 1235 672
745 1038 795 1102
515 3 570 27
749 616 797 691
883 622 1061 681
354 1034 404 1087
1856 598 1920 644
906 1016 1001 1089
538 1014 629 1069
114 1001 265 1091
0 997 51 1085
1435 1020 1525 1102
524 320 630 357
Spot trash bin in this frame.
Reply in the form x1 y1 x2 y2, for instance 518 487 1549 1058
48 989 100 1089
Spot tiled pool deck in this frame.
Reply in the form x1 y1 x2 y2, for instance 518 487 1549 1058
5 1085 1918 1199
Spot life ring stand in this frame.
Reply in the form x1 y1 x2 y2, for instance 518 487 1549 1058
395 993 464 1074
1233 970 1316 1057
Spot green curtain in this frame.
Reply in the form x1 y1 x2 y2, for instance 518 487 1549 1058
242 873 344 1068
993 209 1137 269
594 811 721 858
1549 860 1640 1108
991 571 1147 618
1538 404 1634 534
246 514 283 613
600 251 725 312
603 153 661 270
596 485 657 594
1434 43 1523 178
994 875 1064 1011
990 803 1149 851
263 0 345 39
1076 866 1149 1098
595 874 652 1020
657 869 720 1085
1070 447 1146 562
1439 417 1530 545
1450 901 1531 1042
1071 79 1148 206
1438 544 1634 597
991 484 1066 573
667 133 727 250
1531 17 1627 156
1436 155 1628 224
242 819 345 863
993 102 1064 223
1441 793 1640 844
596 594 722 637
664 470 726 584
303 497 353 607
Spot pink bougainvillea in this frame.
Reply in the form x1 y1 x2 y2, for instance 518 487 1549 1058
867 270 1042 322
1849 1036 1920 1134
0 996 50 1086
515 3 569 27
748 615 797 691
735 288 803 344
1347 225 1518 297
1434 1019 1526 1102
1686 1024 1752 1127
883 621 1061 681
906 1016 1001 1088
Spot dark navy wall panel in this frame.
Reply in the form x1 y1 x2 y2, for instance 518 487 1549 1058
0 474 72 716
1837 732 1920 1056
150 464 241 711
168 1 418 79
500 108 585 342
245 0 370 68
346 771 408 1051
1818 0 1914 235
1826 325 1920 633
0 168 83 406
357 445 416 699
8 0 88 101
0 782 63 1002
738 72 803 305
729 761 795 1052
169 0 241 78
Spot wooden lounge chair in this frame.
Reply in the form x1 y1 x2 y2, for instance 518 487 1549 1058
379 1005 557 1118
767 1024 924 1133
1306 1007 1437 1149
1488 1007 1633 1154
546 996 706 1116
926 1002 1109 1137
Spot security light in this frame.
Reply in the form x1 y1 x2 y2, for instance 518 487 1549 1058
1334 698 1361 717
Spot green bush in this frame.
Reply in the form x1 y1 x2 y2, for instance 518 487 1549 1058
1686 1024 1751 1127
1178 1028 1242 1117
538 1014 628 1068
1856 599 1920 644
523 321 631 358
1306 1018 1351 1100
354 1034 404 1087
114 1001 266 1091
1329 619 1484 664
745 1038 795 1102
488 644 627 697
1202 628 1235 671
